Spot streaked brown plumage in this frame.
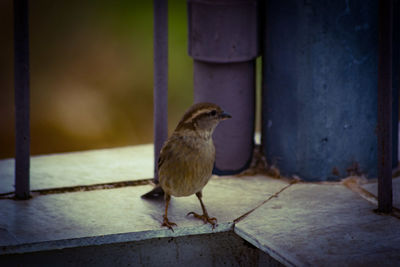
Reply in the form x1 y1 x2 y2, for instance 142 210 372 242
142 102 231 230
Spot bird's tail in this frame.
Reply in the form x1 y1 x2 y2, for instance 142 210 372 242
141 184 164 199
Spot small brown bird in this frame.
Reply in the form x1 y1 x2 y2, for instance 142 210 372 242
142 102 231 230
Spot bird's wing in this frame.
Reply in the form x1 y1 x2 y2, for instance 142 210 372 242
157 155 163 171
142 139 175 200
157 139 174 170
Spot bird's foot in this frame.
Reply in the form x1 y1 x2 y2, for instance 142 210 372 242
187 212 217 228
162 215 177 231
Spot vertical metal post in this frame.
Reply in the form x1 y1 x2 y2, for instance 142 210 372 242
393 0 400 169
153 0 168 183
377 0 393 213
14 0 30 199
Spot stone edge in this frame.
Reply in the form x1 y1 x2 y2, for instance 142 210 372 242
0 222 234 256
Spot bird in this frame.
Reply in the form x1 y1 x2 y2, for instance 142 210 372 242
141 102 231 230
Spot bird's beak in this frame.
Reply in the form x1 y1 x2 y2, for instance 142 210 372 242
219 111 232 120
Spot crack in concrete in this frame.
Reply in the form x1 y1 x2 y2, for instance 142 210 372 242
0 179 153 200
233 180 297 224
342 176 400 219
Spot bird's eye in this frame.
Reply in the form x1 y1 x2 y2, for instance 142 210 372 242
210 110 217 116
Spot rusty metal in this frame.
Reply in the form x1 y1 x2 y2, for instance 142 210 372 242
153 0 168 183
377 0 393 213
14 0 30 199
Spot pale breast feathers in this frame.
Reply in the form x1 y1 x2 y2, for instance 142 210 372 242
158 134 215 197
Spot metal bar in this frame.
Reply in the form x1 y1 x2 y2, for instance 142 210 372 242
377 0 393 213
14 0 30 199
393 0 400 169
153 0 168 183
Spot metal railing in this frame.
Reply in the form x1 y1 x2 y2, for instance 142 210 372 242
153 0 168 184
14 0 30 200
12 0 395 214
377 0 393 213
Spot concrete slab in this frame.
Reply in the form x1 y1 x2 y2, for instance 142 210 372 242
361 177 400 208
235 183 400 266
0 144 153 194
2 144 400 266
0 175 288 248
0 228 19 246
2 231 281 267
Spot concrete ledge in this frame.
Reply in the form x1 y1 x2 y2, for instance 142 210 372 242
235 183 400 266
0 175 288 246
1 145 400 266
0 145 153 194
1 230 282 267
234 226 301 267
0 223 234 256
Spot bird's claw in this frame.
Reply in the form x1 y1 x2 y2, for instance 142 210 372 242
162 215 177 231
187 211 217 228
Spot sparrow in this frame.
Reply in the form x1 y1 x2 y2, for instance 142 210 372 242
142 102 231 230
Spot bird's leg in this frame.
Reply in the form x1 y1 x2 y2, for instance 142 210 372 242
162 194 177 231
187 191 217 228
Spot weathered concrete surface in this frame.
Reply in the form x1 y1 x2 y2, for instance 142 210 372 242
235 183 400 266
1 145 400 266
0 144 153 194
1 231 282 267
0 175 288 246
0 228 19 246
361 177 400 208
0 174 287 266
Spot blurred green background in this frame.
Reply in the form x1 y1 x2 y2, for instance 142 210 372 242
0 0 194 159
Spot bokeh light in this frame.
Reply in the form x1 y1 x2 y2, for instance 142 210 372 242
0 0 194 159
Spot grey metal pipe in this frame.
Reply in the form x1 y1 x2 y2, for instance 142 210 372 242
153 0 168 183
14 0 30 199
193 61 255 174
187 0 259 174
